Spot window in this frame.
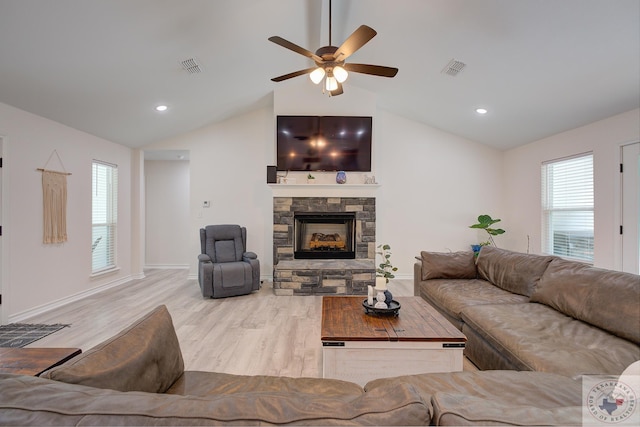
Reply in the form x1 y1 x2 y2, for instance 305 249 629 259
92 161 118 273
541 153 594 262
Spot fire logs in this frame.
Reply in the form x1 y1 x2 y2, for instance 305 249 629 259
309 233 346 250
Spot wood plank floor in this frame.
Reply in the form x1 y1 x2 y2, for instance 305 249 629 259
21 269 476 378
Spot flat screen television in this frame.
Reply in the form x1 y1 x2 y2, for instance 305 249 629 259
276 115 372 172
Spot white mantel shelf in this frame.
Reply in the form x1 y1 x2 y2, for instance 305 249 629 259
268 183 380 198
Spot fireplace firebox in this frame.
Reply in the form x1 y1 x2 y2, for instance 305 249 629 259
294 212 356 259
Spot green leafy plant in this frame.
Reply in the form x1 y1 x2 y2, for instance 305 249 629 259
376 244 398 283
469 214 505 247
307 173 315 180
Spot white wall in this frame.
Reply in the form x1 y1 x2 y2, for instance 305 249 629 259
144 160 190 267
0 102 139 321
144 82 504 278
144 106 274 279
503 108 640 269
374 109 504 269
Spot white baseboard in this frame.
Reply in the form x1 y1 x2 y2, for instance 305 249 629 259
187 274 274 282
8 275 137 323
144 264 189 270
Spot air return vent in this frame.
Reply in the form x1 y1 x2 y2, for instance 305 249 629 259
180 57 202 74
441 59 466 76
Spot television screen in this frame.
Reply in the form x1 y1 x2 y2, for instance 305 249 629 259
276 115 372 172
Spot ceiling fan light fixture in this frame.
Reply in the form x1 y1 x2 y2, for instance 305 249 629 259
325 76 338 92
333 65 348 83
325 76 338 91
310 67 325 84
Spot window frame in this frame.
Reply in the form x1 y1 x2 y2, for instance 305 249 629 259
541 152 594 263
91 160 118 275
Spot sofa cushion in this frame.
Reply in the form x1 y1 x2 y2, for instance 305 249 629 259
460 303 640 377
40 305 184 393
419 279 529 329
532 257 640 344
0 374 431 426
365 370 583 426
476 246 554 296
420 251 477 280
167 370 365 398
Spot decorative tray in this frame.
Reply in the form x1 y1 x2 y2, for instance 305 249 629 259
362 299 401 316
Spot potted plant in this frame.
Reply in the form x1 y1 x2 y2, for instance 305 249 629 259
306 173 316 184
469 214 505 253
373 244 398 307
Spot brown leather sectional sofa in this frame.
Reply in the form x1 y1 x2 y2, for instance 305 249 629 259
1 248 638 425
414 246 639 378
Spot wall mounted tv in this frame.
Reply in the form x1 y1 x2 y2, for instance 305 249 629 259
276 115 372 172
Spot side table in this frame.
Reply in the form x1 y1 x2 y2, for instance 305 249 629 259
0 347 81 376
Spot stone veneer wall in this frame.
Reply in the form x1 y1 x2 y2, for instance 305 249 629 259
273 197 376 295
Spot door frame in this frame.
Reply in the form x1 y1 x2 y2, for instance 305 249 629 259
620 141 640 274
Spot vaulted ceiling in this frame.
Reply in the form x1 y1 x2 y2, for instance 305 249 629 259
0 0 638 150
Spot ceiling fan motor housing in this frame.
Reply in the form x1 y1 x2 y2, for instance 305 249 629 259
315 46 344 70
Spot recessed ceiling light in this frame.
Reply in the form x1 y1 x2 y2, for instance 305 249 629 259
155 105 168 112
475 108 488 115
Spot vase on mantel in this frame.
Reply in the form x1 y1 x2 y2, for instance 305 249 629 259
336 171 347 184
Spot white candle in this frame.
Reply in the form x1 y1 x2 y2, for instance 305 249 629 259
375 276 387 291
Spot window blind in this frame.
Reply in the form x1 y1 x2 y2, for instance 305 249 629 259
92 161 118 273
541 153 593 262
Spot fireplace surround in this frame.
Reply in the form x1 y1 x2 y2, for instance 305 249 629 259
294 212 356 259
273 197 375 295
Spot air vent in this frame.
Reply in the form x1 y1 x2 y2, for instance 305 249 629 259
180 57 203 74
441 59 466 77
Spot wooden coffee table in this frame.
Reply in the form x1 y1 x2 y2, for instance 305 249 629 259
0 347 81 376
321 296 466 386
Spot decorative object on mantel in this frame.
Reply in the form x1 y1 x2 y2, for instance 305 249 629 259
306 173 315 184
37 150 71 244
364 174 377 184
469 214 506 255
336 170 347 184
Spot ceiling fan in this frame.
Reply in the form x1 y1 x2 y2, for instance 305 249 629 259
268 0 398 96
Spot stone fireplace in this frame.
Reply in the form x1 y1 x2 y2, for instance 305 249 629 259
273 196 375 295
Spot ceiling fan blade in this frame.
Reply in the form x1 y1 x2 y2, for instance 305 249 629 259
271 67 317 82
268 36 323 62
330 82 344 96
344 63 398 78
333 25 377 61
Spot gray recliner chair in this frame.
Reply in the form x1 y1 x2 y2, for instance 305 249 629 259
198 225 260 298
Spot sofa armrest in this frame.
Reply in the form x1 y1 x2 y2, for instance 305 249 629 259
413 261 423 296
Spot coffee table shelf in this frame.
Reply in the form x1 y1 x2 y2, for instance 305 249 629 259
321 296 466 386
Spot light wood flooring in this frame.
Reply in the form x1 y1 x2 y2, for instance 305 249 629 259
21 269 476 377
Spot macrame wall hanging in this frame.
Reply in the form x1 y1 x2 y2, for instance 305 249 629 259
37 150 71 244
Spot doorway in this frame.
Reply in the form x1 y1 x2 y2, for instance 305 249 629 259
621 142 640 274
143 150 190 269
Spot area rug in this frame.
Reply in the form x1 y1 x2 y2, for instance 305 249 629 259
0 323 70 348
